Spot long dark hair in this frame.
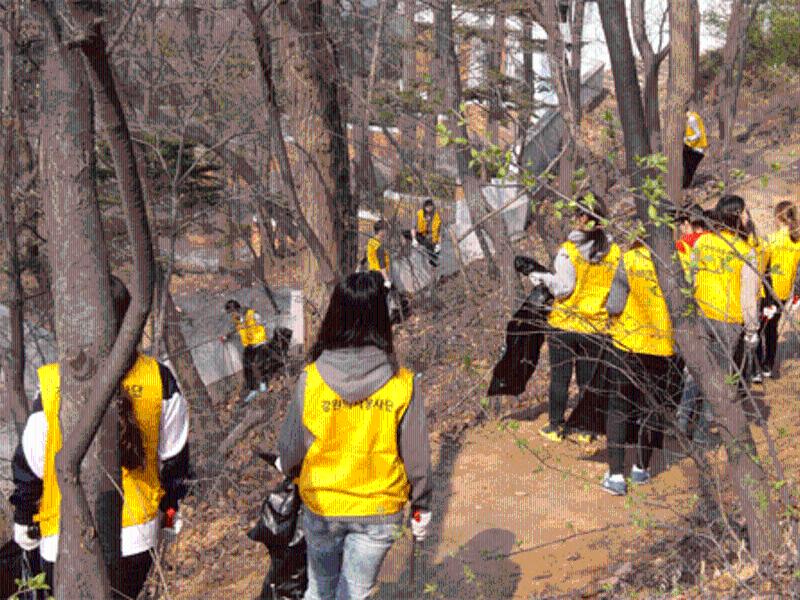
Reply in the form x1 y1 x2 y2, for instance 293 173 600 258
712 194 748 240
309 271 397 371
575 193 610 260
110 275 146 471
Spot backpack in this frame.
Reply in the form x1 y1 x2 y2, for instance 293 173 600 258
248 454 307 600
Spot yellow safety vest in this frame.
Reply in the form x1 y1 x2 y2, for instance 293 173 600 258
35 355 164 537
767 228 800 301
693 231 752 324
547 241 621 334
296 363 413 518
685 111 708 150
233 308 267 347
416 210 442 244
609 247 674 356
366 237 389 272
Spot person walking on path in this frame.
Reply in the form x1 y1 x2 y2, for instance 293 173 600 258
759 201 800 378
10 276 190 599
278 271 433 600
222 299 269 404
603 239 681 495
530 194 621 444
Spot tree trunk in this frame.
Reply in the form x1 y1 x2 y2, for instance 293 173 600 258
660 0 783 564
435 1 521 303
486 7 505 148
631 0 669 151
37 5 116 596
399 0 417 168
276 0 357 303
597 0 651 191
717 0 753 156
162 289 221 464
1 3 28 438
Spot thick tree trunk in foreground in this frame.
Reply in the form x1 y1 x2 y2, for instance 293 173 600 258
38 5 116 595
399 0 417 168
661 0 782 562
276 0 357 304
597 0 651 192
1 3 28 437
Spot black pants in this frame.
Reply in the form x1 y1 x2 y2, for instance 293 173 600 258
606 349 682 475
43 552 154 599
243 344 267 390
759 307 781 373
682 145 704 188
547 330 607 427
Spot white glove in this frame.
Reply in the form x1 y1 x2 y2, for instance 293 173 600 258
411 238 419 248
763 305 778 320
410 510 431 541
14 523 39 551
274 456 283 474
529 272 544 286
744 331 759 349
384 279 392 290
434 244 441 254
786 296 800 314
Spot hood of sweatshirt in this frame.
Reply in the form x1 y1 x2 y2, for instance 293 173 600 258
315 346 395 403
567 230 613 263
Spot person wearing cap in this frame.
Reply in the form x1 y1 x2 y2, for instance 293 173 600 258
683 103 708 188
691 195 760 384
529 193 621 444
221 299 269 403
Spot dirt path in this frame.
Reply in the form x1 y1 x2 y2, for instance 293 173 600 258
373 408 699 600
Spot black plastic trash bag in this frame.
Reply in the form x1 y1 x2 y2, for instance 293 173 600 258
0 539 43 599
487 282 553 397
248 453 307 600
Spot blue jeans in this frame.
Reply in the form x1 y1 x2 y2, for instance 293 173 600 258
303 510 400 600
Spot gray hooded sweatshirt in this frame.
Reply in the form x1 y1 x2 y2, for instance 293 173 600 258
278 346 433 523
536 230 614 299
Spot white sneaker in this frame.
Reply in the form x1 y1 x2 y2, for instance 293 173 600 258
752 371 763 384
243 390 258 404
259 382 267 392
761 370 772 379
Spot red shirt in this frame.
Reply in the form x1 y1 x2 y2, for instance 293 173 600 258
676 232 705 255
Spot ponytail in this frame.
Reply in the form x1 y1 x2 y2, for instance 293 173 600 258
119 389 146 470
776 201 800 243
109 274 145 471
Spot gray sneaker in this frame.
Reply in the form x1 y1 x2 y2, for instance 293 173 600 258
601 472 627 496
630 466 651 485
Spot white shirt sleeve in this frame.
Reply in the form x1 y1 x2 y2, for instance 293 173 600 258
21 411 48 479
158 391 189 461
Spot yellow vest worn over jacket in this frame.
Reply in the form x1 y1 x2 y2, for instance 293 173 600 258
35 355 164 537
416 210 442 244
685 111 708 150
296 363 413 518
693 231 752 324
366 237 390 272
547 241 621 334
610 247 674 356
767 228 800 301
233 308 267 347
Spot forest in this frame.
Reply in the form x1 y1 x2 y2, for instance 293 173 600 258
1 0 800 598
